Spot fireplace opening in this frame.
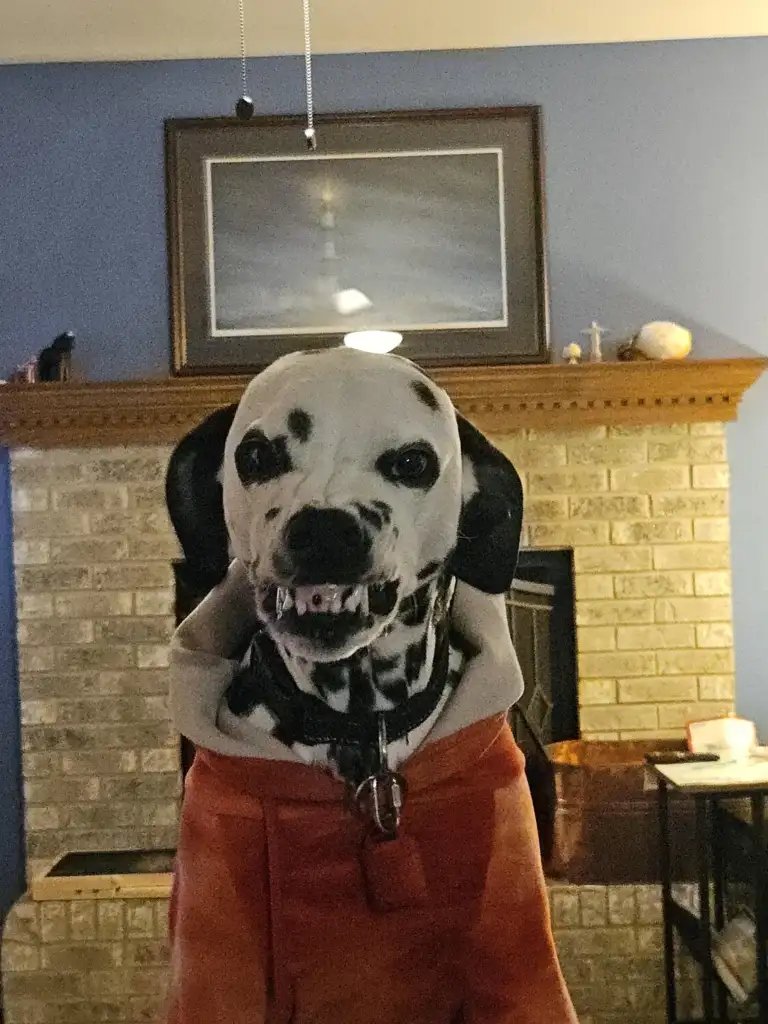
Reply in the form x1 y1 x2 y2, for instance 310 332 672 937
507 548 579 748
175 548 579 778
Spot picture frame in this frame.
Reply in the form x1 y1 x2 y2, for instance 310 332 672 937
165 106 549 375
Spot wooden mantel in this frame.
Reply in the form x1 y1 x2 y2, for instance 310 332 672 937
0 358 765 448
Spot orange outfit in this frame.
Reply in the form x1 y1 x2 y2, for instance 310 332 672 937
167 714 577 1024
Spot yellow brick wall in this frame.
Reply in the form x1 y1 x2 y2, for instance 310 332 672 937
8 424 735 870
493 422 734 740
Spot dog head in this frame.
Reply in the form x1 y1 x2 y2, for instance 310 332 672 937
167 348 523 662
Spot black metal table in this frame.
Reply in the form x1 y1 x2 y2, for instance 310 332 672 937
653 762 768 1023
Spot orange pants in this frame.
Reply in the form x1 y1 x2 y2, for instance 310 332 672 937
167 715 578 1023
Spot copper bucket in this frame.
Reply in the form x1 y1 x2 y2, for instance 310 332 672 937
545 738 696 884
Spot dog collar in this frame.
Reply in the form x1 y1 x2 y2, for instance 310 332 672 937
229 626 452 752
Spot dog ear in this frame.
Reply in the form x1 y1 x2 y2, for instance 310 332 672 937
448 413 523 594
165 404 238 590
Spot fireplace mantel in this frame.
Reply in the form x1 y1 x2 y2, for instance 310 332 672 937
0 357 764 447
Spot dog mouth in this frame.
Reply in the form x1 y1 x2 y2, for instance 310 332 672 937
260 580 400 652
275 583 372 618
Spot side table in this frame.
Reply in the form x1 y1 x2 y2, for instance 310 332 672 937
652 759 768 1023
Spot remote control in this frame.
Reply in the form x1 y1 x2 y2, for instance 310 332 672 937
645 751 721 765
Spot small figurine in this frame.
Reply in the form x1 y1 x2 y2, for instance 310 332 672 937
580 321 610 363
561 342 582 365
37 331 75 382
617 321 692 361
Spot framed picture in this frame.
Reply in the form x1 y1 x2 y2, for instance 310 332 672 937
166 107 549 375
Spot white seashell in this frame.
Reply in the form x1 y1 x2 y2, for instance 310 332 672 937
562 342 582 364
634 321 692 361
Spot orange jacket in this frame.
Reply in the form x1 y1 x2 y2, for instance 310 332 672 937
166 714 577 1024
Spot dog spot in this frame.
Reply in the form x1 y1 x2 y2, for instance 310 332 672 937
310 662 352 695
381 680 408 706
354 502 384 530
417 560 442 581
371 501 392 525
405 635 429 683
411 379 440 411
371 654 400 675
287 408 313 443
347 665 376 716
398 584 432 627
265 507 280 522
225 669 262 716
235 430 293 486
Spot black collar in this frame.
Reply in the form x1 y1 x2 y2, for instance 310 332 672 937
231 626 451 751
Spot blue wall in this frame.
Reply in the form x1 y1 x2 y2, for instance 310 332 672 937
0 449 24 925
1 39 767 734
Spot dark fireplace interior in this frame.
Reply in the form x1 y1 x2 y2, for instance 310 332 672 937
508 548 579 748
175 547 579 778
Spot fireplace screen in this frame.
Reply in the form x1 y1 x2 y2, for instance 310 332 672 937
507 549 579 748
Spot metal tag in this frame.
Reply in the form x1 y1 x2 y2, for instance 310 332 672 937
355 771 408 839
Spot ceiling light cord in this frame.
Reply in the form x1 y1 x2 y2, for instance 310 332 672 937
303 0 317 150
235 0 255 119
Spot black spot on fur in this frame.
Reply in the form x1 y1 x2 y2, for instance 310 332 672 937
371 501 392 525
380 679 409 706
369 580 399 616
371 654 400 675
287 408 312 443
225 670 262 716
347 665 376 717
272 720 301 748
310 661 352 694
411 379 440 411
446 666 463 690
405 635 428 683
235 429 292 486
354 502 384 530
398 584 432 627
265 507 280 521
417 560 442 581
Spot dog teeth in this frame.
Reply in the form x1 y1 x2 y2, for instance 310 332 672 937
343 585 365 613
275 584 370 616
275 586 295 619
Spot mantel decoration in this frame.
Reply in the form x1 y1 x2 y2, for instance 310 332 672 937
165 106 549 375
1 359 764 449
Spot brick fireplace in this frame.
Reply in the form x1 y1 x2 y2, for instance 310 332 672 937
0 358 763 1024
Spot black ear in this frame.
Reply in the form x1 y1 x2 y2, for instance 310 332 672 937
448 414 523 594
165 404 238 591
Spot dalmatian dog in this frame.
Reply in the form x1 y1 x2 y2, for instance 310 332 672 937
166 346 523 786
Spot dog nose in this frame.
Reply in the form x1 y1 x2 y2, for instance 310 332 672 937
283 507 372 583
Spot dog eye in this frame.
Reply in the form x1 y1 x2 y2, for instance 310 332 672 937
376 443 439 489
235 430 292 485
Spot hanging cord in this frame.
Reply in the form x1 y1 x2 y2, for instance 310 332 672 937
303 0 317 149
235 0 255 119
